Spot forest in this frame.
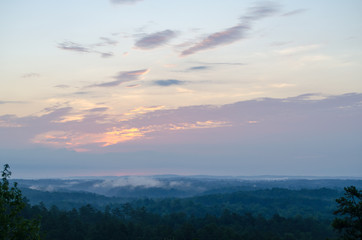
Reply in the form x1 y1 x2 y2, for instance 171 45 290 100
22 203 335 240
1 165 362 240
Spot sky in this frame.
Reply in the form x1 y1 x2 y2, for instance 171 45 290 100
0 0 361 178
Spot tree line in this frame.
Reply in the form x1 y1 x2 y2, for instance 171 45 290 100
1 164 361 240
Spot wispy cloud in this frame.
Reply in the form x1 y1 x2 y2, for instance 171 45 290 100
282 9 308 17
187 66 210 71
270 83 295 88
58 41 90 53
54 84 70 89
124 106 165 116
193 61 245 66
180 24 249 56
126 84 141 88
93 37 118 47
180 2 280 56
73 91 89 95
168 120 230 131
22 73 40 78
111 0 143 4
88 107 109 112
241 1 280 22
58 40 116 58
153 79 186 87
98 52 114 58
275 44 320 55
89 69 149 87
135 30 176 50
0 100 25 104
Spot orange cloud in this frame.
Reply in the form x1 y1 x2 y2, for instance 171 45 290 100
31 120 231 150
99 127 144 146
32 127 145 149
124 106 165 116
53 115 84 123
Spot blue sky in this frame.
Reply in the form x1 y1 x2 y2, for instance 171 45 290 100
0 0 361 178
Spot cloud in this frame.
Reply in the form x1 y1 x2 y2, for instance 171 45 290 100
270 83 295 88
111 0 143 4
124 106 165 116
1 93 361 154
88 107 109 112
192 61 246 66
22 73 40 78
90 69 149 87
153 79 186 87
180 2 280 56
32 127 145 148
54 84 70 89
275 44 320 55
241 1 280 22
0 100 25 104
135 30 176 50
58 41 90 53
187 66 210 71
168 120 230 131
282 9 308 17
94 37 118 47
180 24 249 56
99 52 114 58
73 91 89 95
209 62 245 66
299 54 331 63
3 94 362 177
126 84 141 88
58 40 115 58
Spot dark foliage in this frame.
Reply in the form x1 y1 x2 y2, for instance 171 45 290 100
21 202 336 240
332 186 362 239
0 164 41 240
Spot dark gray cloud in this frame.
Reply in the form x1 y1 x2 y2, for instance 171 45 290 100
135 30 176 50
153 79 186 87
187 66 210 71
180 2 280 57
111 0 143 4
282 9 308 17
180 24 249 56
90 69 149 87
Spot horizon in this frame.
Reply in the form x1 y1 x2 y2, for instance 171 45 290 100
11 173 362 181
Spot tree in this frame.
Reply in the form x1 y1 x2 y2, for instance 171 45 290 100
332 186 362 240
0 164 41 240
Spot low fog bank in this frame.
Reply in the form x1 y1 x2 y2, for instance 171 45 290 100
14 175 362 199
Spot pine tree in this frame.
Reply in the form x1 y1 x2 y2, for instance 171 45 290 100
0 164 41 240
